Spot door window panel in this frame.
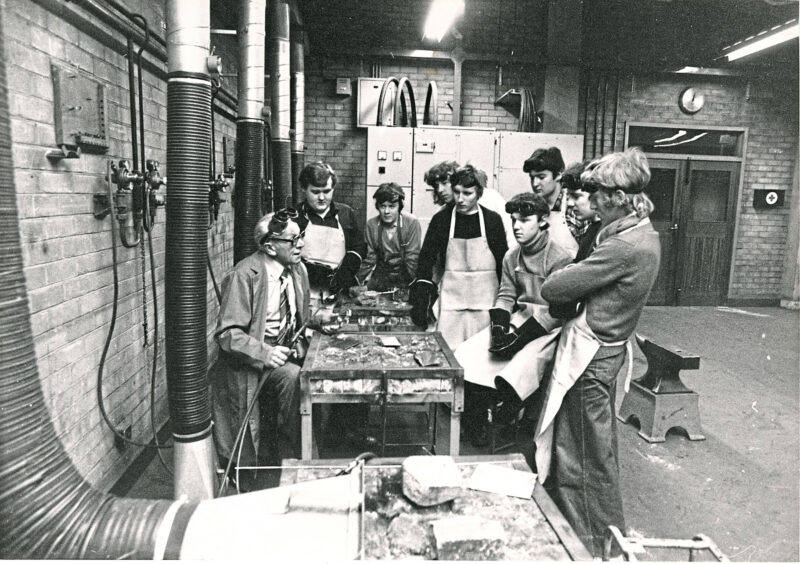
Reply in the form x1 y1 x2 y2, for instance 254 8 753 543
647 168 676 223
689 170 730 221
629 126 743 157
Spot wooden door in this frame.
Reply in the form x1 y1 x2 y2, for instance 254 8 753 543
646 158 739 305
674 160 739 305
643 159 681 304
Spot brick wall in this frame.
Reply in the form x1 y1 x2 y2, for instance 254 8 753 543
580 71 797 301
303 56 540 218
4 0 236 489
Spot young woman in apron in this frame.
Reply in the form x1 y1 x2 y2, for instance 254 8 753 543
455 193 575 442
536 148 661 557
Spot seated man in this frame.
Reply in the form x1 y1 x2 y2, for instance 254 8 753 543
208 210 312 483
454 192 575 446
357 183 422 291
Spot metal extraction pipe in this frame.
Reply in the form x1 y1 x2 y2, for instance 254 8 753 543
165 0 216 500
0 6 180 555
233 0 267 264
269 0 292 210
290 23 305 204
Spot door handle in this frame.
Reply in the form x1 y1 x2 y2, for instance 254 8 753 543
669 224 679 231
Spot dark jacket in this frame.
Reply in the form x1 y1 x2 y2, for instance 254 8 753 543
541 213 660 342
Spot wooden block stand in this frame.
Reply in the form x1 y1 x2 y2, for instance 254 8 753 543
617 334 705 443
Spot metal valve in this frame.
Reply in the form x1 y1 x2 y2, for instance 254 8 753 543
209 174 229 224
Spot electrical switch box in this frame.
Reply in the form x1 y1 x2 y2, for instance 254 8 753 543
335 78 352 96
51 62 109 152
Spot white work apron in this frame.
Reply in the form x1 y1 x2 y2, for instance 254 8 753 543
436 207 498 350
548 205 579 256
455 244 559 400
301 214 346 270
455 317 560 401
534 217 651 483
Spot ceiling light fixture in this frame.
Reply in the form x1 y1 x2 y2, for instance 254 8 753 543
723 19 798 62
423 0 465 42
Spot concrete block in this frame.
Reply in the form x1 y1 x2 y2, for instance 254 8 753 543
402 455 462 507
430 515 506 560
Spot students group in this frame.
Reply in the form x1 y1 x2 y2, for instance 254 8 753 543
208 145 661 557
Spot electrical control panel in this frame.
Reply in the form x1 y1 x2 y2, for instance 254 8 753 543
51 63 109 152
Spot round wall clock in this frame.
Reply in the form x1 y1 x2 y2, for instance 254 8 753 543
679 87 705 114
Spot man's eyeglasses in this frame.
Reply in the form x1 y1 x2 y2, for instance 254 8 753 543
269 230 305 247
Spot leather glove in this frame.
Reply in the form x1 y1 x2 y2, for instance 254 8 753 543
329 251 362 293
549 299 585 320
489 315 548 360
489 308 511 348
409 279 438 329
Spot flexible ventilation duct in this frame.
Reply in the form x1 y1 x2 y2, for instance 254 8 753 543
0 5 181 556
233 0 266 264
165 0 216 499
290 23 305 203
269 0 292 210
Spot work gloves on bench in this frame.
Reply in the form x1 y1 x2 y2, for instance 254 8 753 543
329 251 362 294
409 279 438 329
488 308 548 360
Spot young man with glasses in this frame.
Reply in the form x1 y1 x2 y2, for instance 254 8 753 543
208 209 316 488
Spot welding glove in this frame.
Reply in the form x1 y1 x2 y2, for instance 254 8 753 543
329 251 362 294
409 279 438 329
489 311 548 360
549 299 585 320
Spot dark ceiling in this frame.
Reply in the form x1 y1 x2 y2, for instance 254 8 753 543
211 0 798 73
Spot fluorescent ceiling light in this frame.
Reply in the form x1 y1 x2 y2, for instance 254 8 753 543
724 19 798 61
423 0 465 42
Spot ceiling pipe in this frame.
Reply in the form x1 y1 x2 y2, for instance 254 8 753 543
233 0 267 264
269 0 293 210
290 24 306 204
165 0 216 500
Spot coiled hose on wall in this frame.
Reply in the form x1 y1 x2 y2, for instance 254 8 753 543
0 10 175 556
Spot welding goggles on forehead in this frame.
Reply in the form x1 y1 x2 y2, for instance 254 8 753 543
256 207 299 245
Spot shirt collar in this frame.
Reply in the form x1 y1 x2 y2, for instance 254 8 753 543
263 254 288 281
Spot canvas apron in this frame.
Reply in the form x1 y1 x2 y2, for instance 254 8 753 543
456 243 560 400
533 218 651 483
301 214 346 300
436 207 498 350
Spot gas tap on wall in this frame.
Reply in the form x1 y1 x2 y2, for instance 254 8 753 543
144 159 166 232
109 159 145 247
208 174 229 226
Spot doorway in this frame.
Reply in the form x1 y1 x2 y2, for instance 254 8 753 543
646 158 740 305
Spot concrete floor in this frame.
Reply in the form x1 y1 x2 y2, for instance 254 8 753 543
118 306 799 561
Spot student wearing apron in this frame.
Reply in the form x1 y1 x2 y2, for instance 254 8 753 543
523 146 581 256
357 183 422 291
413 164 508 445
454 193 575 443
536 148 661 557
295 162 366 306
294 162 370 446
